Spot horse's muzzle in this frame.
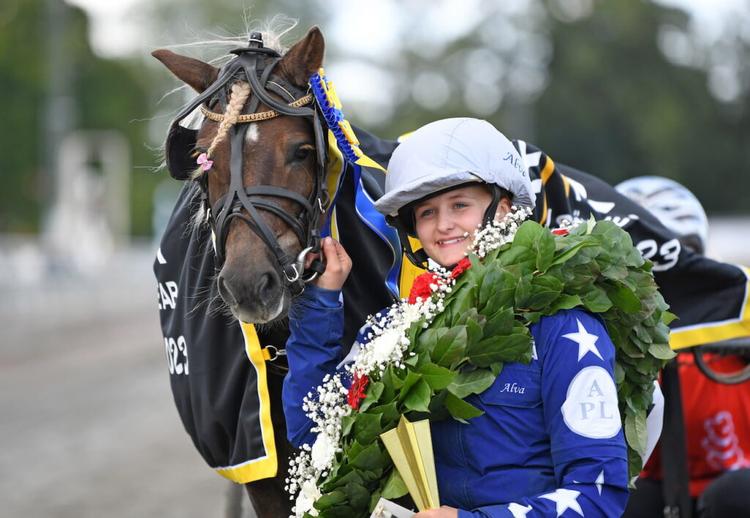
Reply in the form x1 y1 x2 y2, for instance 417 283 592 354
217 268 286 323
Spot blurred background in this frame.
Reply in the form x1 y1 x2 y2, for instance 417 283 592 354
1 0 748 516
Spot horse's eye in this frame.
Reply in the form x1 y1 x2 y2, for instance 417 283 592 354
293 145 314 162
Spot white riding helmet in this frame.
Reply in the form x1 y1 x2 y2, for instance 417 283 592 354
375 118 535 218
615 176 708 253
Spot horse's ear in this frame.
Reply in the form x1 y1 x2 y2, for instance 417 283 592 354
279 26 325 87
151 49 220 93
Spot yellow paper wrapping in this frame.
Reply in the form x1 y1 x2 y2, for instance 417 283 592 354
380 416 440 511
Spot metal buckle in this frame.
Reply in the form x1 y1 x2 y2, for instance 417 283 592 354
265 345 286 362
302 270 320 283
294 246 313 278
295 246 323 283
283 264 300 283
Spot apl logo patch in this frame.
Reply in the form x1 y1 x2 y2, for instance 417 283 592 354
562 366 621 439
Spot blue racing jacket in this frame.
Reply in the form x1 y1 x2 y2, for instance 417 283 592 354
282 285 630 517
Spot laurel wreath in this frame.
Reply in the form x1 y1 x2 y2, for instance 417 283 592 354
295 218 674 517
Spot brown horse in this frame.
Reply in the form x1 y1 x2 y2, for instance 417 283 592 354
153 28 329 517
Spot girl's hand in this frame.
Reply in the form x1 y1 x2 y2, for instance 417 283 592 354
414 506 458 518
312 237 352 291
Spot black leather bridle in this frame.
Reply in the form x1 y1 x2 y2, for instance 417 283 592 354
164 33 326 296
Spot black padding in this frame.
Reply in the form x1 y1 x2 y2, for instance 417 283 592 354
165 125 199 180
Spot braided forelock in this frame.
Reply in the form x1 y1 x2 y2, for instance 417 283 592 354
190 81 252 180
207 81 252 156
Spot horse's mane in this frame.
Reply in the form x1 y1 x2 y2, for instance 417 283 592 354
158 14 299 121
165 14 297 71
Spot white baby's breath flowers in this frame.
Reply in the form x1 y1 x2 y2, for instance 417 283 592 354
285 207 530 517
472 206 533 259
294 480 322 517
349 298 435 378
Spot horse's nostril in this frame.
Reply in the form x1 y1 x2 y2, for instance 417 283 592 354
257 272 278 301
217 275 238 306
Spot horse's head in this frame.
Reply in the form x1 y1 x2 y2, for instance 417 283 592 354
154 28 327 323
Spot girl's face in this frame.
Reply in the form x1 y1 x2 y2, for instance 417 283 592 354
413 184 511 267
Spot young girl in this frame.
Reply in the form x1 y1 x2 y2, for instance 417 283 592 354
283 118 629 517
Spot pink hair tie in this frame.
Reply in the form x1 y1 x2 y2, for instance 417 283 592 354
196 152 213 171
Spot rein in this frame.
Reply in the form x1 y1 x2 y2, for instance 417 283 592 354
164 33 327 296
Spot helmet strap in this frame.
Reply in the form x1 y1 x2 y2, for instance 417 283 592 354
482 185 504 227
387 215 430 268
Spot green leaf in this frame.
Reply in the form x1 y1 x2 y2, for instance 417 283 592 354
549 294 583 313
314 490 347 510
382 366 405 392
359 382 385 412
481 269 517 311
431 325 468 367
401 378 432 412
404 354 419 367
444 391 484 422
449 285 478 326
408 319 423 350
341 415 356 438
483 306 514 337
510 221 557 273
624 410 648 457
625 392 649 413
627 448 644 488
581 287 612 313
661 311 678 325
350 442 387 470
415 327 447 355
448 369 495 398
614 363 625 384
344 482 370 510
369 401 400 427
592 220 634 252
381 469 409 499
549 240 592 268
607 283 642 313
652 322 671 345
353 412 383 445
527 275 563 309
514 274 533 307
601 262 629 281
418 363 457 390
399 372 422 399
318 505 356 518
633 324 654 345
499 245 534 268
478 268 503 308
536 234 556 273
648 342 676 360
467 332 531 367
465 312 484 347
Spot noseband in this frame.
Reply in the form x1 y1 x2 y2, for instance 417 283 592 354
165 33 327 296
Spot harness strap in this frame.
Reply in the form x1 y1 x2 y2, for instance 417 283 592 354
239 53 316 119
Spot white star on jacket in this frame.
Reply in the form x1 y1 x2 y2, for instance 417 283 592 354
540 488 584 517
563 318 603 362
595 470 605 496
573 470 605 496
508 502 533 518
